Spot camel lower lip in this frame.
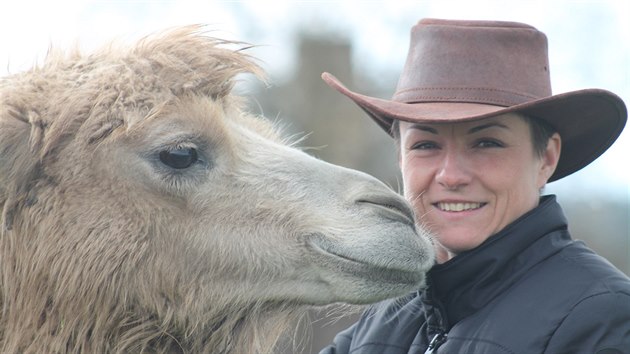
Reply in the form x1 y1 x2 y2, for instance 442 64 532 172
308 238 372 266
307 238 424 285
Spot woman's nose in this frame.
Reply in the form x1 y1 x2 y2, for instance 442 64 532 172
435 150 471 190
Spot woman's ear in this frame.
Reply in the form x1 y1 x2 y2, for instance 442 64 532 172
538 132 561 188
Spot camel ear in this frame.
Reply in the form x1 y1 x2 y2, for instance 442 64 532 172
0 105 42 230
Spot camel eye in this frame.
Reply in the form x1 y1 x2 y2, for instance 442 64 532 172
159 147 198 169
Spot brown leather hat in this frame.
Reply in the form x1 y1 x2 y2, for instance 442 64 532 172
322 18 627 182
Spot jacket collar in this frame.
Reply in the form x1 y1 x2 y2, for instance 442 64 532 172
423 195 570 329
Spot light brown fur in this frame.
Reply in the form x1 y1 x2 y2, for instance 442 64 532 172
0 26 433 353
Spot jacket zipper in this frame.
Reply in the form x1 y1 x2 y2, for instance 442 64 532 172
422 279 449 354
424 332 447 354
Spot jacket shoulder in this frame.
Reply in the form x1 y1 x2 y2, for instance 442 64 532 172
545 290 630 353
451 240 630 352
541 242 630 352
555 240 630 295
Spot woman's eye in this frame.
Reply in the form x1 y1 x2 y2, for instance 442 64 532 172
410 141 439 150
159 148 198 169
475 139 504 148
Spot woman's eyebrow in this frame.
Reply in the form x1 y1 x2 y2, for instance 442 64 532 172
467 122 509 134
408 124 439 134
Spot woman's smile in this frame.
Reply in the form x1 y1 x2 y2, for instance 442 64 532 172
433 201 486 212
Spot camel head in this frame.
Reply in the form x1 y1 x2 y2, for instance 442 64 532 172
0 26 434 352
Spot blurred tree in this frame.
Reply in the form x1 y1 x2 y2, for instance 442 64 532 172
559 195 629 275
251 34 402 189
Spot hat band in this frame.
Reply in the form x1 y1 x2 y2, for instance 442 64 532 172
392 87 541 107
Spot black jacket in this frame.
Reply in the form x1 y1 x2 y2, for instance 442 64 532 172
320 196 630 354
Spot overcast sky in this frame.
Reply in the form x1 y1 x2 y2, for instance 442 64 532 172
1 0 628 200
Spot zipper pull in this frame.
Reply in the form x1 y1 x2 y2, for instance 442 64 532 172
424 332 447 354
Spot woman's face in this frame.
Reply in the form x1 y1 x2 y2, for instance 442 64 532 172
398 114 560 263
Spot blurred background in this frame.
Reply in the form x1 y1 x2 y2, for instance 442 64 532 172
2 1 628 352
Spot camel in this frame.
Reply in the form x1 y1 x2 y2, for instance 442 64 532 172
0 26 434 353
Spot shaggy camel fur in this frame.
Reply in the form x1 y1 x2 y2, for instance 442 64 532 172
0 26 434 353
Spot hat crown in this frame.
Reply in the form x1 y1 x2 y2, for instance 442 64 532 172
394 18 552 106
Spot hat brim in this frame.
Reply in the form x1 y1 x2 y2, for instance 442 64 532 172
322 72 627 182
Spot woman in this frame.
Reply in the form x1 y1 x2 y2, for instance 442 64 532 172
320 18 630 353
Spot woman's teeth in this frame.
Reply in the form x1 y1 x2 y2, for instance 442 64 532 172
437 202 484 212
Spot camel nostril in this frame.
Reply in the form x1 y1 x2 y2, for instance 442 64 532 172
356 196 416 226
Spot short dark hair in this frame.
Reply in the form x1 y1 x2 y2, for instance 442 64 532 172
521 115 557 158
390 113 557 158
